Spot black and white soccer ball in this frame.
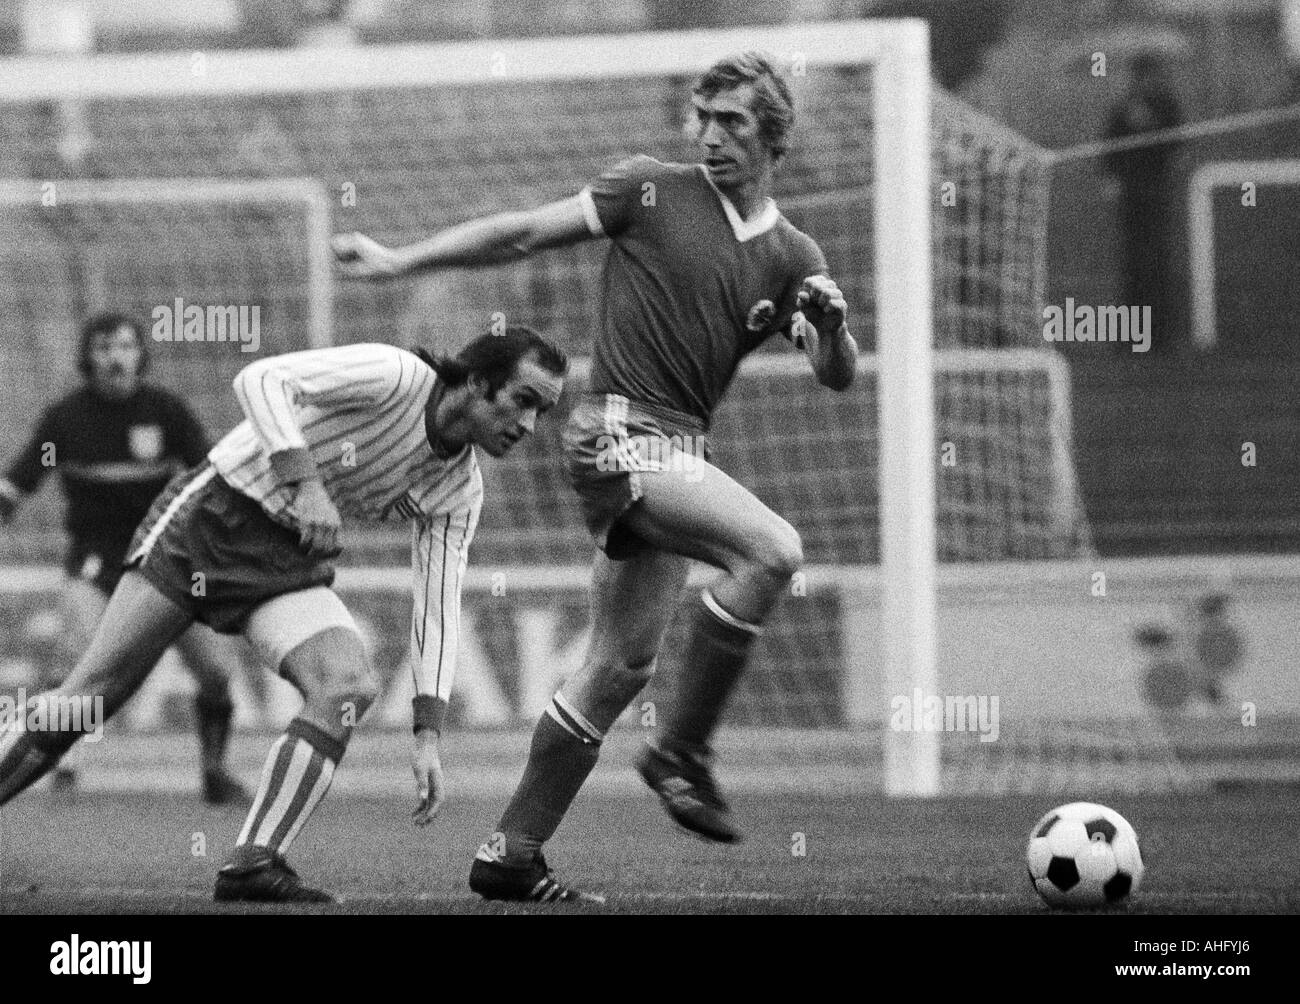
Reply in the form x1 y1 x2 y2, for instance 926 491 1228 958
1027 802 1144 909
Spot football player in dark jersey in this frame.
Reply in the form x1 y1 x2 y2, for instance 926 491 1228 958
335 51 856 900
0 313 250 804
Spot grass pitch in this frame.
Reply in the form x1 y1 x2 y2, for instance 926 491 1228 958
1 730 1297 915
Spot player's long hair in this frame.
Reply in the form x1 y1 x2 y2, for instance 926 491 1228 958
413 325 567 400
77 311 149 377
690 51 795 159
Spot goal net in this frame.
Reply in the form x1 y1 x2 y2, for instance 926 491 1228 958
0 21 1202 796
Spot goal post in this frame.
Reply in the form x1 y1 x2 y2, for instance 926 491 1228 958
871 22 938 796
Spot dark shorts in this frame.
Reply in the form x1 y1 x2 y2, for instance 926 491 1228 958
64 537 132 596
125 463 335 634
563 393 711 560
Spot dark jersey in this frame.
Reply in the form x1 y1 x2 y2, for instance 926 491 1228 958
578 155 828 425
3 384 209 547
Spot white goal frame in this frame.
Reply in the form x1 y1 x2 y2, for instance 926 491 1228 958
0 177 334 348
1188 159 1300 352
0 20 937 793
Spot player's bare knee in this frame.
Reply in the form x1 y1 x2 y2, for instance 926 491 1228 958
579 634 621 677
322 648 377 703
313 659 377 729
281 627 374 706
752 520 804 582
323 673 378 723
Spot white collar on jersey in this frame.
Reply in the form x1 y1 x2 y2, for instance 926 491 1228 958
697 165 780 242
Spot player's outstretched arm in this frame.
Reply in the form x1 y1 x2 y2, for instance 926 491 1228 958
333 196 596 280
795 274 858 392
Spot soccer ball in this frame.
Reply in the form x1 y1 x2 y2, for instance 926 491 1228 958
1026 802 1144 909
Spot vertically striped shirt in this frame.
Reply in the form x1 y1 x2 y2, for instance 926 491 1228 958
209 343 482 709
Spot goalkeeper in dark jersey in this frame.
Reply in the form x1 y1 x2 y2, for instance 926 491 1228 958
0 313 250 805
336 51 857 901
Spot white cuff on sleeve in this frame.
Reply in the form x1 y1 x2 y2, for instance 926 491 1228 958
576 188 605 237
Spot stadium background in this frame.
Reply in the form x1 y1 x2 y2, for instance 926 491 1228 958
0 0 1297 754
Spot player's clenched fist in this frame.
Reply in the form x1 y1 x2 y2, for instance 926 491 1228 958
286 478 343 557
331 231 406 280
796 274 848 334
411 729 446 827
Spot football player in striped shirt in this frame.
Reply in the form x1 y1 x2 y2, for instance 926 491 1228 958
0 328 567 903
334 51 857 901
0 313 248 804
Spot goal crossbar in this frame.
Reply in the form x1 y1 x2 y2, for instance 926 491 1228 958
0 20 924 101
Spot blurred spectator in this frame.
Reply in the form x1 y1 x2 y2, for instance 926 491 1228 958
1135 623 1193 713
1134 584 1244 717
1104 52 1182 353
1190 590 1244 707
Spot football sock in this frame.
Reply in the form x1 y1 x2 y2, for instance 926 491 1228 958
660 588 761 752
495 693 602 864
194 691 235 772
231 718 343 860
0 697 84 806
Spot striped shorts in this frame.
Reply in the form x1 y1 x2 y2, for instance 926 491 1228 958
125 463 335 633
562 393 711 560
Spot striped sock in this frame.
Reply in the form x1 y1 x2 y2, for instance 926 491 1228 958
494 692 603 863
234 718 344 858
